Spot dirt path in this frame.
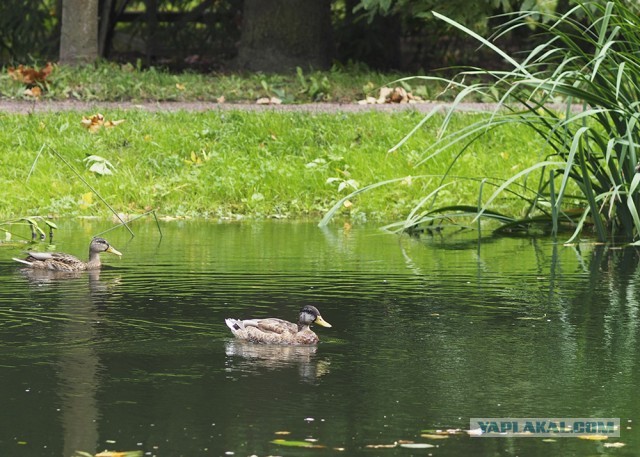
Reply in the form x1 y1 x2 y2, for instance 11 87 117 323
0 99 501 114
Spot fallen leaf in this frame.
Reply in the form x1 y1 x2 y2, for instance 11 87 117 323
95 451 142 457
24 86 42 98
8 62 53 85
81 114 124 133
359 86 423 104
577 435 609 441
271 439 324 448
365 443 397 449
423 428 465 435
399 443 435 449
256 97 282 105
357 96 377 105
603 442 626 448
420 434 449 440
104 119 125 128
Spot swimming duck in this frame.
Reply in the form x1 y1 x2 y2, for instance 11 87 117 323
13 237 122 271
225 305 332 345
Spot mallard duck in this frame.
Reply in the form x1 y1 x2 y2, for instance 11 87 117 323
225 305 332 345
13 237 122 271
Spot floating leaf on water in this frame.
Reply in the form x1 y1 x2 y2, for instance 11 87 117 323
399 443 435 449
516 314 547 320
423 428 464 435
73 451 94 457
95 451 143 457
420 433 449 440
603 442 626 448
577 435 609 441
365 443 397 448
271 439 325 448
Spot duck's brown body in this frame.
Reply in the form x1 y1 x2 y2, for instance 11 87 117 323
225 306 331 345
13 237 122 271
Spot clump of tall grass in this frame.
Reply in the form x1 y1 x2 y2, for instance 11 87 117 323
346 1 640 242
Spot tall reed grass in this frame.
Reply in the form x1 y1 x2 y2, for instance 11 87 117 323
339 1 640 242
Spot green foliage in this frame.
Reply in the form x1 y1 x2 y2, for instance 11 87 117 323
373 0 640 242
0 216 57 242
354 0 561 29
0 0 58 63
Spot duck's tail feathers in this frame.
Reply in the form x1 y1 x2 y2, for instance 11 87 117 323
225 318 244 335
12 257 33 266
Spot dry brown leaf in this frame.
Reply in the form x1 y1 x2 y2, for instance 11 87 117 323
24 87 42 98
256 97 282 105
8 62 53 85
104 119 126 128
358 86 423 104
81 113 124 133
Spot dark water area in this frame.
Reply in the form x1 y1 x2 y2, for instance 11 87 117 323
1 220 639 456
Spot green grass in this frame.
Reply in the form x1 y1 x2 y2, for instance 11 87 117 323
0 109 545 222
0 61 457 104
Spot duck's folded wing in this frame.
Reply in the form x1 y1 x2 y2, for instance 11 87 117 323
26 252 56 261
244 318 296 334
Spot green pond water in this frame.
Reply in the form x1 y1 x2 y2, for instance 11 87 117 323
0 219 639 457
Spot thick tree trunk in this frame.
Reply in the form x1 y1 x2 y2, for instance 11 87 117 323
59 0 99 64
236 0 333 72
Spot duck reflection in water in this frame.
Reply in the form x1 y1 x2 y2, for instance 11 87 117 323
224 340 331 382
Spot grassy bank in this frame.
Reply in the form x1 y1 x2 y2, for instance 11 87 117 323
0 62 455 104
1 108 545 223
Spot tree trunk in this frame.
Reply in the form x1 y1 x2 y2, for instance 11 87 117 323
59 0 99 64
236 0 333 72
